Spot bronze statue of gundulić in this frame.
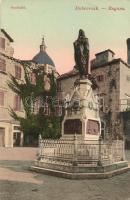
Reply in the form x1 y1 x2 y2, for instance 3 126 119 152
73 29 90 78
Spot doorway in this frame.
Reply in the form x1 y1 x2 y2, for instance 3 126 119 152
0 128 5 146
13 132 21 146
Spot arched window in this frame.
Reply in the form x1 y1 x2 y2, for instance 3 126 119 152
43 102 50 116
32 98 40 113
29 72 36 85
54 105 62 117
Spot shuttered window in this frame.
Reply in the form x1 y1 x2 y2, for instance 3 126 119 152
0 59 6 72
0 38 5 49
0 91 4 106
15 65 21 79
14 95 21 111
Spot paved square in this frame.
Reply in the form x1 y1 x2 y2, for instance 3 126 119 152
0 147 130 200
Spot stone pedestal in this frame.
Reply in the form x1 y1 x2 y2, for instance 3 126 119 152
62 78 101 140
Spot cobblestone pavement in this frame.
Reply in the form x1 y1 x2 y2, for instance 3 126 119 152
0 148 130 200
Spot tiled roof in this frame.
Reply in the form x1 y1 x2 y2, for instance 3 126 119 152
1 29 14 42
58 69 79 80
92 58 129 69
95 49 115 56
58 59 130 80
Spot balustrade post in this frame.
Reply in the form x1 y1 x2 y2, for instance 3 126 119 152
116 136 119 162
108 138 112 164
38 134 42 160
122 136 125 161
97 135 102 166
73 133 78 166
38 134 42 147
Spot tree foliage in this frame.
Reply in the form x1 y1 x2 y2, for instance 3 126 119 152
8 63 61 146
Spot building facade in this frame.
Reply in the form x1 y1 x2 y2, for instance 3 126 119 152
0 29 25 147
0 29 57 147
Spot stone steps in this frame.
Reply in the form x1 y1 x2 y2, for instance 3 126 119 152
30 165 130 180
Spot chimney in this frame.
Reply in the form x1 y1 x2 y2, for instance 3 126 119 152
127 38 130 64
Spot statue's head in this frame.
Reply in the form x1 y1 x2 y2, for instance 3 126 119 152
78 29 85 38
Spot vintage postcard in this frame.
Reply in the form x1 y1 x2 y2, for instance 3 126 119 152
0 0 130 200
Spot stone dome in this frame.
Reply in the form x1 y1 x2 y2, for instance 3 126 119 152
32 37 55 67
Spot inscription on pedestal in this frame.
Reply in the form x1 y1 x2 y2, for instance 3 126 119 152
87 120 100 135
64 119 82 134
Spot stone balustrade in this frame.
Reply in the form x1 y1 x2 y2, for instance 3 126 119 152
37 136 125 167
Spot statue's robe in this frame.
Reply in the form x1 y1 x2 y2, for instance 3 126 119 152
73 37 89 77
